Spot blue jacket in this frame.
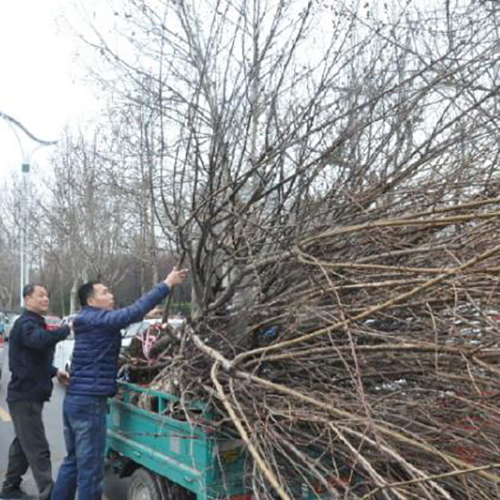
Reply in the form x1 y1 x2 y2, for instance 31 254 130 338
7 310 70 403
67 283 170 397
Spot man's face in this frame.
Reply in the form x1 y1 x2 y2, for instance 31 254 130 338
88 284 115 311
25 286 50 315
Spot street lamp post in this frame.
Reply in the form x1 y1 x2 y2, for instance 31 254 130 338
0 111 57 310
19 162 30 307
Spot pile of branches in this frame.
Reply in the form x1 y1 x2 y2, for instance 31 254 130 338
123 194 500 499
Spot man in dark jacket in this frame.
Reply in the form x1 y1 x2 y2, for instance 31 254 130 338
51 267 188 500
0 284 70 500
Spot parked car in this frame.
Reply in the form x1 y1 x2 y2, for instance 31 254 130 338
4 314 20 341
121 318 162 350
54 316 186 374
0 328 4 384
0 312 5 382
121 316 185 348
53 315 76 372
45 315 62 331
0 312 6 336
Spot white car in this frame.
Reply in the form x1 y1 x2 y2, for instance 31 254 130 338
120 318 165 351
53 315 76 372
54 316 185 373
122 317 185 344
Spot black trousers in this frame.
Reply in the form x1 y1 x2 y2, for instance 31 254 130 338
3 400 53 499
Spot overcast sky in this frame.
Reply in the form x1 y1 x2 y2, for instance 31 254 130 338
0 0 100 182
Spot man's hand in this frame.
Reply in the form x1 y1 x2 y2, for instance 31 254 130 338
165 267 189 288
56 370 69 387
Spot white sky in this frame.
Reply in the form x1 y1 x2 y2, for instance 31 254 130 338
0 0 100 182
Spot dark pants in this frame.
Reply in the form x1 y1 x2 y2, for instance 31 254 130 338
51 394 107 500
3 400 53 499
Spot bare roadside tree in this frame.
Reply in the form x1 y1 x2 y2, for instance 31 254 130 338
39 129 130 312
67 1 500 497
83 0 499 322
0 182 21 311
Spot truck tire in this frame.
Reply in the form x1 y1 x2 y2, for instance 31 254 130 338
127 468 164 500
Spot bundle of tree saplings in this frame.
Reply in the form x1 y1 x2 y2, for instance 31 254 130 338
120 194 500 499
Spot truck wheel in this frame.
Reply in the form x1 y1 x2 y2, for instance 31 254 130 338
128 468 163 500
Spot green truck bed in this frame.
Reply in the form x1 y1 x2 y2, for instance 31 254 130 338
106 382 348 499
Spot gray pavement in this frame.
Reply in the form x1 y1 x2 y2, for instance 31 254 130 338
0 344 129 499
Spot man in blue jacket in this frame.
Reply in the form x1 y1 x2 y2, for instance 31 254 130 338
0 284 70 500
51 267 188 500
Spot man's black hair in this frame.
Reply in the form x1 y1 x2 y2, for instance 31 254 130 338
23 283 46 298
78 281 100 308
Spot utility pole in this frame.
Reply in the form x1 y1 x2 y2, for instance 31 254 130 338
19 163 30 308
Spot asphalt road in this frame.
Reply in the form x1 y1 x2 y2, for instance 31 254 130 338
0 344 129 499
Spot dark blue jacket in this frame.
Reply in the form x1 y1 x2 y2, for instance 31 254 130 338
7 310 70 403
67 283 170 397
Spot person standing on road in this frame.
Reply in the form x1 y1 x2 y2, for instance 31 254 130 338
0 284 70 500
51 267 188 500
